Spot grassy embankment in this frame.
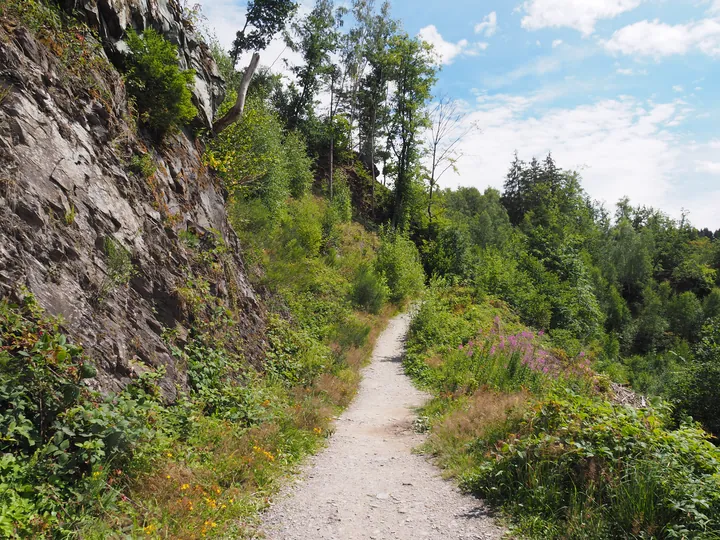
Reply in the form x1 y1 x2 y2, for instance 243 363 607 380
405 283 720 539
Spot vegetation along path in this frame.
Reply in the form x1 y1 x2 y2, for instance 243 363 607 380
260 313 505 540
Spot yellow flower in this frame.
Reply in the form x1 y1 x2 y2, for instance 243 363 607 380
166 452 173 458
92 471 101 478
181 483 190 491
313 427 322 435
166 475 171 480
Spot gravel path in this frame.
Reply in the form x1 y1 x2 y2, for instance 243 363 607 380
260 312 506 540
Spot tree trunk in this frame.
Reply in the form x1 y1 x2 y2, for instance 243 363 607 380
329 76 335 200
370 106 376 217
212 53 261 135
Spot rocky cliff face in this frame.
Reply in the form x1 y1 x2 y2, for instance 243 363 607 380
0 2 265 398
62 0 225 128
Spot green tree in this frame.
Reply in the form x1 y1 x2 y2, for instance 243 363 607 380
230 0 298 62
215 0 297 133
356 1 398 213
386 33 437 229
281 0 344 132
673 318 720 435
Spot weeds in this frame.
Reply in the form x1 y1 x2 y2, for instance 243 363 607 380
63 203 76 225
99 236 136 300
128 153 157 179
405 283 720 538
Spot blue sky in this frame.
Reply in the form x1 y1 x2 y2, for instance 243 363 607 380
201 0 720 228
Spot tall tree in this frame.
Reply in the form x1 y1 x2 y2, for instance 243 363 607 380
425 96 476 221
386 33 437 229
357 1 398 213
213 0 297 134
282 0 344 131
501 152 526 225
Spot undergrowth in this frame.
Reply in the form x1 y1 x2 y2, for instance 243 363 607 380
406 282 720 539
0 193 405 538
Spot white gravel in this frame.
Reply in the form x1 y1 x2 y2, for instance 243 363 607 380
259 312 507 540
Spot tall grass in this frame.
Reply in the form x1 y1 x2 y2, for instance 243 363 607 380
406 284 720 539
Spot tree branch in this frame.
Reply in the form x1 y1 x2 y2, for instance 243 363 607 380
212 52 261 135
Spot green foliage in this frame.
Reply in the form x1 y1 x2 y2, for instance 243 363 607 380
124 29 197 138
350 264 389 314
206 96 314 210
462 392 720 538
229 0 297 60
0 295 162 536
128 153 157 179
102 236 135 293
673 318 720 436
406 283 720 539
375 231 425 303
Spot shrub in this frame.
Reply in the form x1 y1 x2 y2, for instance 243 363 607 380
375 231 425 303
673 318 720 436
285 131 315 199
206 98 315 211
350 264 389 314
462 392 720 538
124 29 197 138
128 153 157 179
0 294 162 536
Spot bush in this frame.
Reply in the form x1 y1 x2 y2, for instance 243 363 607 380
0 294 162 536
285 131 315 199
350 264 389 314
124 29 197 138
462 392 720 538
375 231 425 303
206 98 315 211
673 318 720 436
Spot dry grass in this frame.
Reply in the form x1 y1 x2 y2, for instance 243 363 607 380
426 390 529 477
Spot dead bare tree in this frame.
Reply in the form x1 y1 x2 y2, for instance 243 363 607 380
426 96 478 220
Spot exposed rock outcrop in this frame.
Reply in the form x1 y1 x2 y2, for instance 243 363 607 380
60 0 224 129
0 5 264 399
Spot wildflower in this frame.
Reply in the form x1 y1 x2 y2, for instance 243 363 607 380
92 471 101 478
215 487 221 494
181 483 190 491
166 475 171 479
166 452 173 458
144 523 156 535
313 427 322 435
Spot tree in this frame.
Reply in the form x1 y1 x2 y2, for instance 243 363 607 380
425 96 476 221
501 152 526 225
386 33 437 229
213 0 297 134
357 1 398 214
281 0 344 132
230 0 298 63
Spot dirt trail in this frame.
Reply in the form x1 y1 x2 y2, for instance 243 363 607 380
260 312 506 540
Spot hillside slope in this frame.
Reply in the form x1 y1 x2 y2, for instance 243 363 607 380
0 0 264 397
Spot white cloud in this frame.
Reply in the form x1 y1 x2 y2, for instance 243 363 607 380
438 93 720 227
474 12 498 37
418 25 486 65
696 161 720 174
673 85 684 92
617 68 634 75
604 18 720 58
552 39 564 48
520 0 644 36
